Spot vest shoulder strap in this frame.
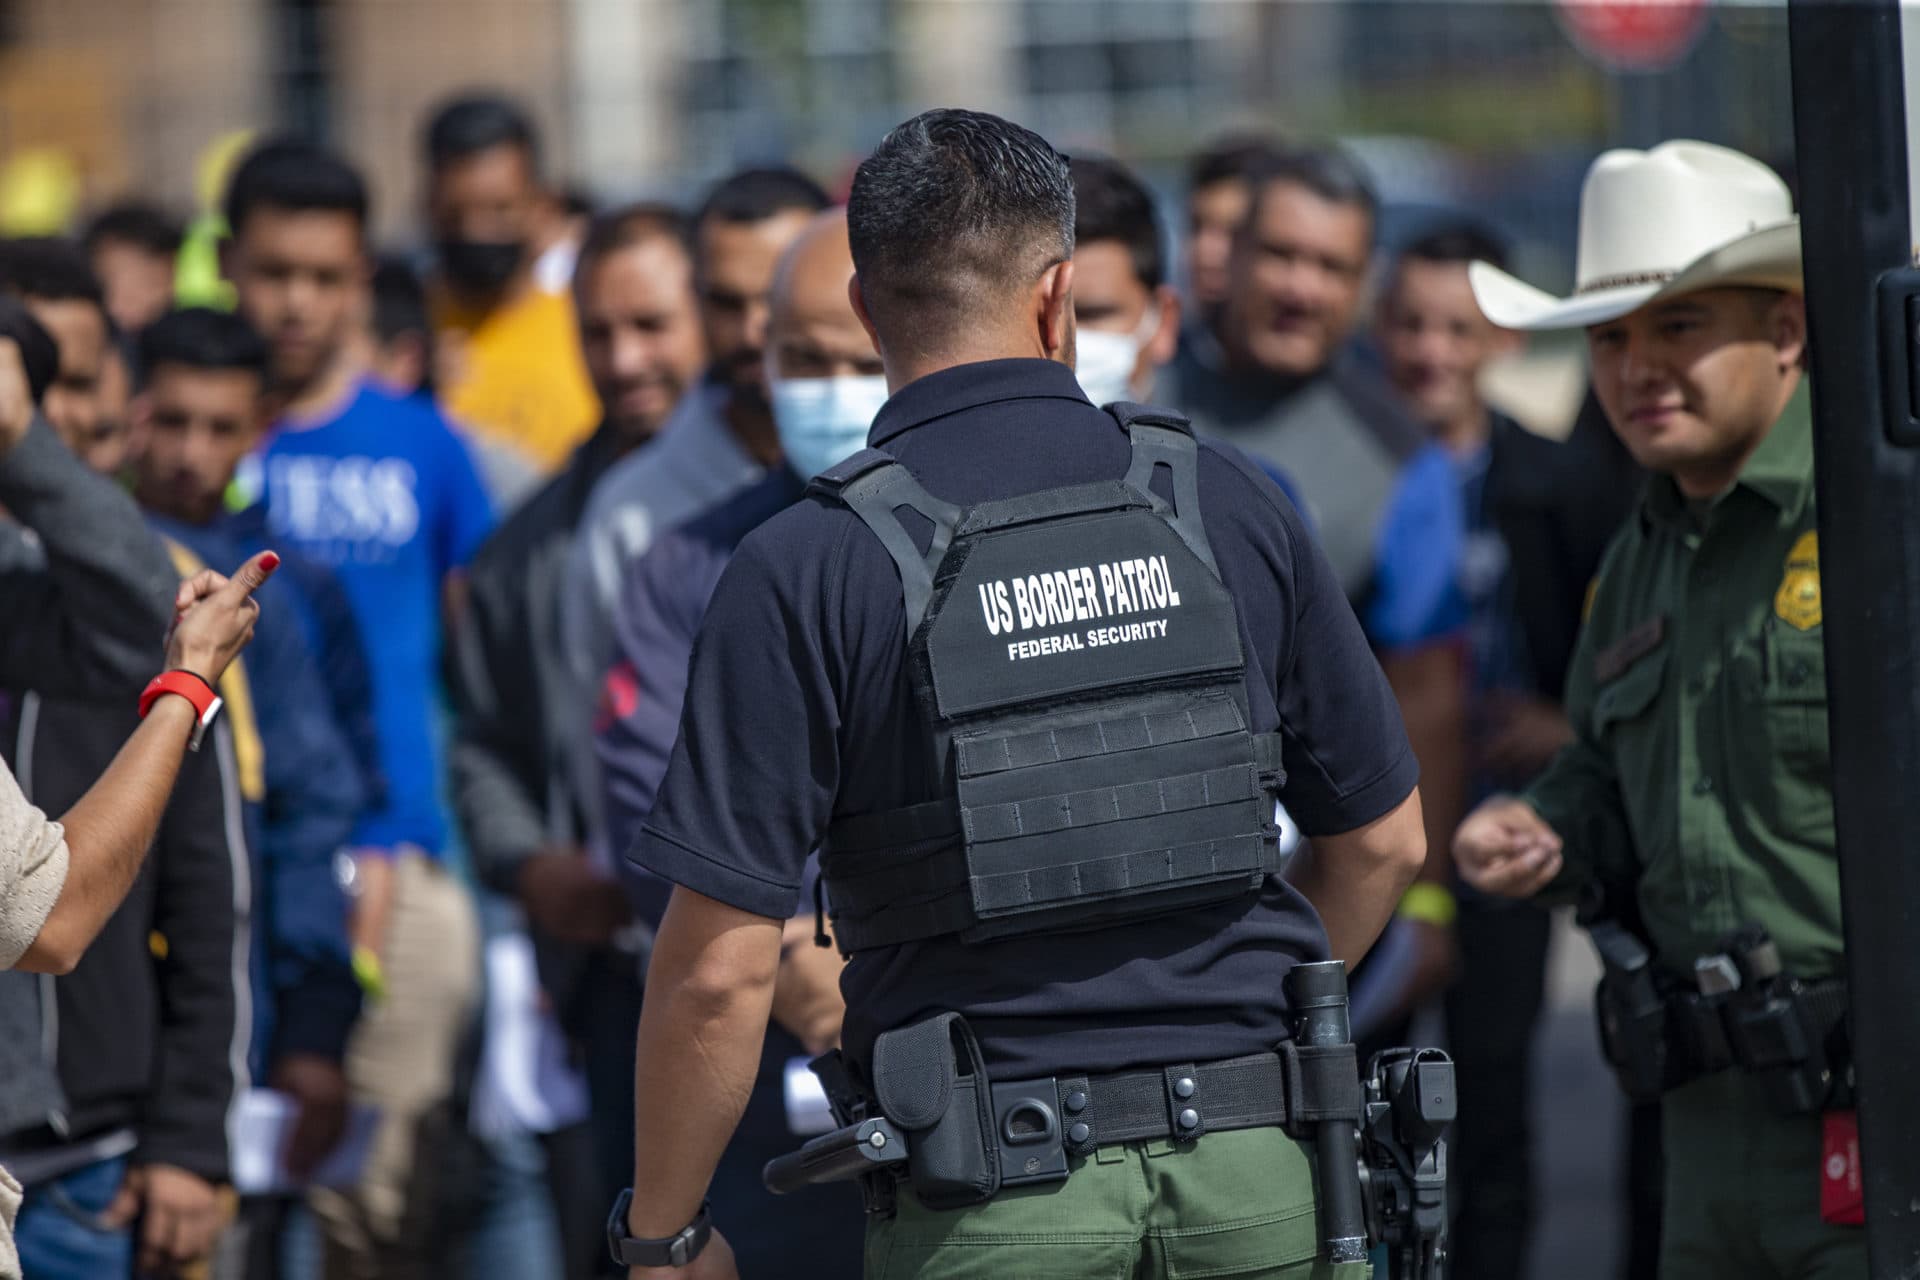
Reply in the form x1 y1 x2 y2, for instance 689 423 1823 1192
1112 403 1219 577
807 448 962 635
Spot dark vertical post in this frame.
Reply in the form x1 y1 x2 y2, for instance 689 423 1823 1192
1786 0 1920 1272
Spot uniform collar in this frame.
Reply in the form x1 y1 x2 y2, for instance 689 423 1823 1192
869 358 1091 448
1643 377 1813 531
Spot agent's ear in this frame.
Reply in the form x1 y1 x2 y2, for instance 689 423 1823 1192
849 274 879 350
1772 292 1808 373
1037 258 1075 361
1146 285 1182 368
848 274 902 391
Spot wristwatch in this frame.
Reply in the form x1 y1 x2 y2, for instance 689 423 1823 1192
605 1189 712 1269
139 670 223 752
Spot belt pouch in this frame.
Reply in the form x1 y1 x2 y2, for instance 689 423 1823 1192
872 1013 1001 1209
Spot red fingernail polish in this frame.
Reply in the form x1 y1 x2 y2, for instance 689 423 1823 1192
261 551 280 571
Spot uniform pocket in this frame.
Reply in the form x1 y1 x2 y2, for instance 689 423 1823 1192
1760 620 1831 769
1592 646 1668 738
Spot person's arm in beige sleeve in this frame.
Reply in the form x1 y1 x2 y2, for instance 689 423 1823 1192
5 551 279 974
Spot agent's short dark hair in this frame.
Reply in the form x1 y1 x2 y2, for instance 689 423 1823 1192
848 108 1074 343
224 138 370 238
575 202 695 288
1250 142 1380 233
0 297 59 404
1397 222 1510 276
1071 155 1165 292
84 201 183 259
1187 133 1286 194
370 256 429 345
0 237 106 312
425 92 541 174
696 167 830 229
139 306 270 384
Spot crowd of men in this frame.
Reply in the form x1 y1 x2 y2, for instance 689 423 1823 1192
0 87 1843 1280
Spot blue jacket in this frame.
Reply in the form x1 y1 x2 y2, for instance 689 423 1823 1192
220 502 388 820
155 517 364 1076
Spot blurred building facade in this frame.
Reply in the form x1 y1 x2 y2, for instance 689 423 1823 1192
0 0 1793 278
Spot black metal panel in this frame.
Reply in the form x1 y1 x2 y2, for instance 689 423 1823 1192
1786 1 1920 1271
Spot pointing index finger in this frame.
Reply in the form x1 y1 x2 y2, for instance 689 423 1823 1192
222 549 281 600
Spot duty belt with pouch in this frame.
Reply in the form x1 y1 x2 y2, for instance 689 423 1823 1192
1590 916 1849 1114
764 1012 1333 1209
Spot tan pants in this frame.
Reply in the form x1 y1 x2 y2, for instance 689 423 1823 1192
310 855 480 1280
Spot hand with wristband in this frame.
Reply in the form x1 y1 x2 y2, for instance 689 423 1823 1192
12 549 280 974
165 552 277 688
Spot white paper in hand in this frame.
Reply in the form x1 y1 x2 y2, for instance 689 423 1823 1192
783 1057 837 1135
230 1089 380 1195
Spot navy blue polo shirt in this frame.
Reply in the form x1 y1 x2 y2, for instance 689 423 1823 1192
634 358 1418 1080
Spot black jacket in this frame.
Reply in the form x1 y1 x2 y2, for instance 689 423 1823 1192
0 418 236 1182
1486 400 1644 703
448 424 636 1026
450 423 629 889
0 696 246 1184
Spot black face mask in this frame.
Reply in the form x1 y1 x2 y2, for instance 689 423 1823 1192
437 238 524 295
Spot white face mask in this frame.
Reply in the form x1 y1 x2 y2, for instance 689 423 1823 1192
769 374 892 479
1073 306 1164 408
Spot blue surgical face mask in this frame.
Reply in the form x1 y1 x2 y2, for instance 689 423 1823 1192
1074 306 1164 408
770 374 892 480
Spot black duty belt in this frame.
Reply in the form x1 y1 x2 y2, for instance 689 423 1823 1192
1053 1052 1291 1156
1590 916 1851 1112
765 1012 1363 1213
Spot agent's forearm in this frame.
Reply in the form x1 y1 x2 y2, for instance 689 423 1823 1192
1287 789 1427 968
628 887 783 1239
21 697 196 972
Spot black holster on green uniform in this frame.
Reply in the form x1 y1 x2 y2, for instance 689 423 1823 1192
806 405 1287 955
1588 914 1850 1114
765 979 1457 1279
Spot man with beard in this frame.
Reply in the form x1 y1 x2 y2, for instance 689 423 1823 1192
425 93 600 474
562 167 826 703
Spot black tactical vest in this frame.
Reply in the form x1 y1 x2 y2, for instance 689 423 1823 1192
809 404 1288 954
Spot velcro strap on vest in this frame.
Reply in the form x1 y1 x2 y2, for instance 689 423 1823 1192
806 448 897 497
1055 1052 1290 1157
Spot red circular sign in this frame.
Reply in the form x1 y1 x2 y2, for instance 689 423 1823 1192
1556 0 1712 73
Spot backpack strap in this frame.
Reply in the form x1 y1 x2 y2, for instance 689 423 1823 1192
1110 403 1220 576
808 448 962 636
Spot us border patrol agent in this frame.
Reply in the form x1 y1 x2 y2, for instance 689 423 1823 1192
1455 141 1864 1280
605 109 1427 1280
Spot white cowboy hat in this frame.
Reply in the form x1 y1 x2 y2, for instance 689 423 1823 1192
1469 140 1802 332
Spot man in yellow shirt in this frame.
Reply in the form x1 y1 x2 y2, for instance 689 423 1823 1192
424 94 599 473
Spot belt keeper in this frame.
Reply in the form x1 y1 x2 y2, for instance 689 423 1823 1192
1059 1076 1095 1155
1279 1040 1363 1134
1164 1063 1204 1142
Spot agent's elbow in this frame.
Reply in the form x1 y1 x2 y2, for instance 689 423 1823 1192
1393 828 1430 886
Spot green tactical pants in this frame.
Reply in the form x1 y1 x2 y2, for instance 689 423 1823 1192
863 1126 1371 1280
1660 1073 1867 1279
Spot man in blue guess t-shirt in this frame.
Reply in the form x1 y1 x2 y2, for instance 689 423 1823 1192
225 137 493 1277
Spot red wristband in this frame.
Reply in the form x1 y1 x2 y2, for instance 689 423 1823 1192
140 670 223 751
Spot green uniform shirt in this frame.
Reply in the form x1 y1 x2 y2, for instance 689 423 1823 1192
1527 380 1843 980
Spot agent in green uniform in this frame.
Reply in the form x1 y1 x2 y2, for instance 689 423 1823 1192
1454 140 1863 1280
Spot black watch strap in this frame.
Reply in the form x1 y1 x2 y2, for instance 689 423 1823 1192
606 1189 713 1269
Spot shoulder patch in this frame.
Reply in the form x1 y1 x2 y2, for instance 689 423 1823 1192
1773 530 1821 631
1594 614 1667 685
